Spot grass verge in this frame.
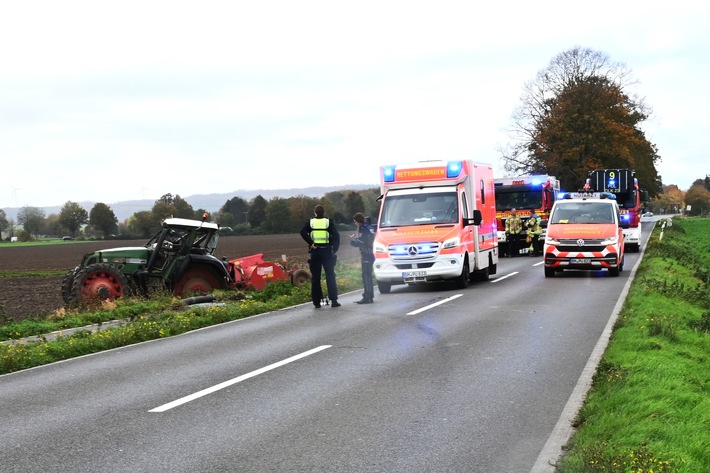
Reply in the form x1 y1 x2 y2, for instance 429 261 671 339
1 262 364 375
556 217 710 472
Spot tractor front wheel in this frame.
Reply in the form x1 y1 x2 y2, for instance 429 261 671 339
61 267 80 305
174 267 223 297
72 264 129 305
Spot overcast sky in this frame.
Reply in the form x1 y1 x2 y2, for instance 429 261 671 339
2 1 708 209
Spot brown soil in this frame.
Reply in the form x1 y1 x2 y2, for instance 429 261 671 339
0 234 359 323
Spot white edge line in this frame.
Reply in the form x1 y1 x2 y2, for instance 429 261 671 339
490 271 519 283
149 345 332 413
406 294 463 315
530 240 649 472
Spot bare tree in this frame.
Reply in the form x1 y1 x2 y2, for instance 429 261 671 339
501 46 658 191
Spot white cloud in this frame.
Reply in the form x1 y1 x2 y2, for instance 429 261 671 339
2 1 709 208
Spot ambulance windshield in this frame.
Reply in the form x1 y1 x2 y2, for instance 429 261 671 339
379 190 459 227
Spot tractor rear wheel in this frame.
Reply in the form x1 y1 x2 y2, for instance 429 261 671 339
72 263 129 305
174 267 222 297
290 269 311 286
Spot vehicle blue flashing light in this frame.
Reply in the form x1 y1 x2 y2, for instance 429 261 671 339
608 179 616 187
383 165 396 183
621 214 631 222
558 192 566 199
531 178 543 186
446 161 463 178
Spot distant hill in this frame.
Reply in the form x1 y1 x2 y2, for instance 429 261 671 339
1 184 378 222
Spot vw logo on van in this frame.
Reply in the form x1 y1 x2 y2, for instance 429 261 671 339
408 246 419 256
576 239 585 246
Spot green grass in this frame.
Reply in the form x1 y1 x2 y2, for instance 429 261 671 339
0 261 364 374
557 217 710 472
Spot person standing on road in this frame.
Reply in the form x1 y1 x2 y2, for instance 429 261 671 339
505 208 523 257
299 204 340 308
526 211 543 256
350 212 375 304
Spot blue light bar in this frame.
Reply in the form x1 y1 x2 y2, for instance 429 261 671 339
446 161 463 178
608 179 616 187
383 165 396 183
531 178 543 186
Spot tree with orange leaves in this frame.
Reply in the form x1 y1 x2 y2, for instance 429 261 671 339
502 47 662 196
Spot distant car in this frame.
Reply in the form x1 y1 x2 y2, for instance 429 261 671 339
641 212 654 218
62 236 74 241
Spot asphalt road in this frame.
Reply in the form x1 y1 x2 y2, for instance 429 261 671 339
0 221 660 473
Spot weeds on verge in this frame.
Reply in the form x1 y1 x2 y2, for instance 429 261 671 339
557 218 710 472
1 261 363 375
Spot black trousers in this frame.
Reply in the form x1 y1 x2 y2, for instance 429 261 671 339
361 259 374 301
507 233 523 256
309 247 338 303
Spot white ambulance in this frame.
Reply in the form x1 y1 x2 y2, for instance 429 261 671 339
373 160 498 293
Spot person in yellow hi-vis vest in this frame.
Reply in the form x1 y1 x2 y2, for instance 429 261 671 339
505 208 523 257
299 204 340 308
526 211 543 256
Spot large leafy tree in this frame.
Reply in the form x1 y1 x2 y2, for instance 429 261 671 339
248 195 267 228
263 197 292 233
344 191 365 222
685 181 710 215
0 209 8 237
220 196 250 226
288 195 321 231
58 201 89 237
17 206 46 238
152 193 196 221
502 47 661 195
89 203 119 238
128 211 159 239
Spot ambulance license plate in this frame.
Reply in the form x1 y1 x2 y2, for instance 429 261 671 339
403 271 426 279
570 258 591 264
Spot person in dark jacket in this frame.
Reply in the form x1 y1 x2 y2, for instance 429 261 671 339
350 212 375 304
299 204 340 308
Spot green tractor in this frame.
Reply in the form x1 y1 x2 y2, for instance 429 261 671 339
62 216 231 306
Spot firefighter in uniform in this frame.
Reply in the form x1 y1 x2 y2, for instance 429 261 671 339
505 208 523 257
350 212 375 304
526 211 543 256
299 204 340 308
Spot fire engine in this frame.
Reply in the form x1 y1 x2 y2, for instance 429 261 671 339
373 160 498 293
584 169 648 252
494 175 560 255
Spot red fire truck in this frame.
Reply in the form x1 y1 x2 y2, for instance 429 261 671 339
494 175 560 255
584 169 648 252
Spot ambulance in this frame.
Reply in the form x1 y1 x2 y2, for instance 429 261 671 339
543 191 626 278
373 160 498 293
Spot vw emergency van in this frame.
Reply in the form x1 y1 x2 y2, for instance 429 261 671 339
543 192 626 277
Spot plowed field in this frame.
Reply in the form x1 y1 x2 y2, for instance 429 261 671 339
0 234 360 323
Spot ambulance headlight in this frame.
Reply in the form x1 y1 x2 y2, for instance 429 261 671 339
545 237 560 246
442 237 459 249
374 242 387 253
601 236 618 245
